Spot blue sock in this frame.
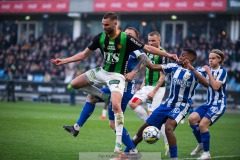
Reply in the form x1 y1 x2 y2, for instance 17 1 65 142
201 131 210 152
124 144 136 153
122 127 135 152
124 140 138 153
169 146 178 158
190 124 202 143
77 102 95 126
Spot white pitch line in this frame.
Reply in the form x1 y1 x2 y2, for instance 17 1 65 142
177 155 240 160
213 155 240 159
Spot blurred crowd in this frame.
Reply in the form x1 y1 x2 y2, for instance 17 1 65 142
0 32 103 84
0 31 240 91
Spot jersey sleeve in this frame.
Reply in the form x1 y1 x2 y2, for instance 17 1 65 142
161 63 177 74
160 48 169 64
216 67 227 84
196 67 207 78
88 33 102 51
131 49 145 58
127 35 145 51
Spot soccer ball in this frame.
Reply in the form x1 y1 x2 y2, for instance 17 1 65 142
142 126 160 144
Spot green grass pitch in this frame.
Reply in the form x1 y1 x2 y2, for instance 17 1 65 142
0 101 240 160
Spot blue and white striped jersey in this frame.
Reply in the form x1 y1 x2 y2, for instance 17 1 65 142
161 63 205 108
125 49 145 94
205 66 227 106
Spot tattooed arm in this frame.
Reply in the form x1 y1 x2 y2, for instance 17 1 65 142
145 62 163 71
125 54 149 81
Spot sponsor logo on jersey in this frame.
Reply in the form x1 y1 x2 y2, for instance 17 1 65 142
172 78 192 87
130 37 143 47
104 52 120 64
107 46 116 50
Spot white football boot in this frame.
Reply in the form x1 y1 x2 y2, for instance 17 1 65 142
190 143 203 156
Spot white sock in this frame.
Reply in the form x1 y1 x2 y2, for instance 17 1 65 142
160 124 168 144
114 112 124 143
133 106 148 121
74 123 81 131
102 109 107 117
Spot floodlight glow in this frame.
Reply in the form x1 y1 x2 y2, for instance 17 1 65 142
142 21 147 26
171 15 177 20
25 16 30 20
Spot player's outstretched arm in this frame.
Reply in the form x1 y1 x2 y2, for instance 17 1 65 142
51 48 93 66
125 54 149 81
146 62 163 71
143 45 179 62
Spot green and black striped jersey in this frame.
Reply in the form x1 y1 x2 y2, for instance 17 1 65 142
88 31 145 75
145 48 167 87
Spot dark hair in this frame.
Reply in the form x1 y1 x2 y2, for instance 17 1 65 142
148 31 161 38
126 27 139 38
183 48 197 58
102 12 118 21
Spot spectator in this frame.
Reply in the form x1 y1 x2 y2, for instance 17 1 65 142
0 31 239 91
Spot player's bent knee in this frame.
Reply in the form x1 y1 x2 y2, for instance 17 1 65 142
165 124 174 135
188 113 199 125
129 98 139 110
70 80 78 89
199 122 207 131
86 95 99 103
188 115 195 125
129 103 136 110
70 75 89 89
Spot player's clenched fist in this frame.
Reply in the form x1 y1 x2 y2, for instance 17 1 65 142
169 54 179 62
50 58 65 66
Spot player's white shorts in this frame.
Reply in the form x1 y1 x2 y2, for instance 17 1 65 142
132 86 166 112
83 67 126 96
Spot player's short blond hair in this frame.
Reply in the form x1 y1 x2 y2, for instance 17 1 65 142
211 49 225 65
148 31 161 38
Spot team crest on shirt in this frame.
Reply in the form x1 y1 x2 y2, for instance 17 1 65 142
210 106 218 113
117 44 122 49
183 72 191 80
213 74 217 80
